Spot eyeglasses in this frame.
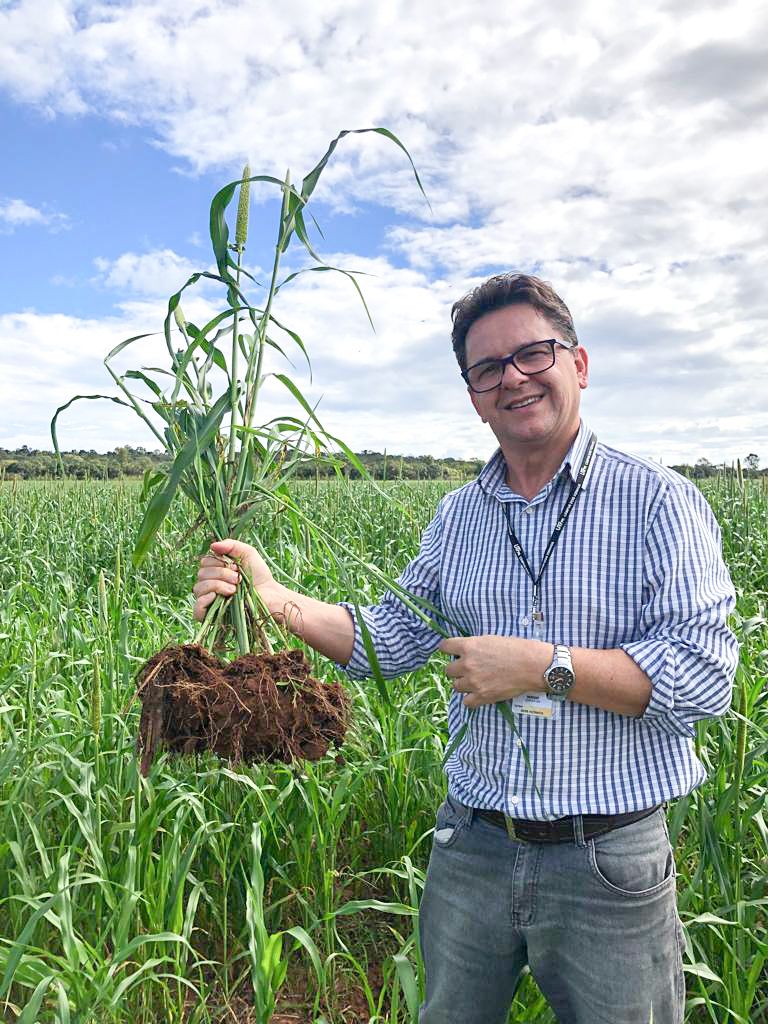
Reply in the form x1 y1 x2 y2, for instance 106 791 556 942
461 339 573 393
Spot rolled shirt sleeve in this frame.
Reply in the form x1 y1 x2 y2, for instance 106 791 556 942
622 478 739 739
339 500 447 679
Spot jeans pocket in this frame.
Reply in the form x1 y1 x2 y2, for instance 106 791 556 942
588 810 676 899
432 793 467 849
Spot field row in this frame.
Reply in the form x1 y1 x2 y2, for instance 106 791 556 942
0 476 765 1022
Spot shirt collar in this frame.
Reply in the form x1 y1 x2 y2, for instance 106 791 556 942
563 420 597 488
476 421 596 499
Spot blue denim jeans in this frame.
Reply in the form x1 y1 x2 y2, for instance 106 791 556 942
418 795 684 1024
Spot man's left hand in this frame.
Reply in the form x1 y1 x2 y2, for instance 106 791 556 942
438 635 552 708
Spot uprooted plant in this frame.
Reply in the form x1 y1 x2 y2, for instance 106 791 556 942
52 128 427 775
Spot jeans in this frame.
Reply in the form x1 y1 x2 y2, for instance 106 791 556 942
418 795 684 1024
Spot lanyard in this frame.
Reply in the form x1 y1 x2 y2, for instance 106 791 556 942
502 432 597 630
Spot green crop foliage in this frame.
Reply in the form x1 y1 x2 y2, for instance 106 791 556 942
50 130 427 658
0 474 765 1021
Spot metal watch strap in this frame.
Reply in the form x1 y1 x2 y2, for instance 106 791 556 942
545 644 574 701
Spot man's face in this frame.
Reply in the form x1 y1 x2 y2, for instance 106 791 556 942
464 304 588 455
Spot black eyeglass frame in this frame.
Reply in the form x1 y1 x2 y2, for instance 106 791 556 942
461 339 575 393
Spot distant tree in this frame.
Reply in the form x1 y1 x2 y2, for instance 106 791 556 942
745 453 760 474
693 457 715 479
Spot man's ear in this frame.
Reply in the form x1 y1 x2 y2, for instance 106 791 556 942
574 347 589 389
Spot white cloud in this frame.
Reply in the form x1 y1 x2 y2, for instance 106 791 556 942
1 0 768 463
0 198 45 225
3 251 765 465
93 249 203 298
0 197 68 231
2 1 764 258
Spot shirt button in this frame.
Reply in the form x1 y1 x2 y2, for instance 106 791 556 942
510 795 520 806
525 506 535 514
516 738 524 747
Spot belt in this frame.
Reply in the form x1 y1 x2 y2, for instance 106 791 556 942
474 804 660 843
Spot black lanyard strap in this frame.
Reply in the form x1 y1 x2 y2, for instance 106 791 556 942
502 432 598 612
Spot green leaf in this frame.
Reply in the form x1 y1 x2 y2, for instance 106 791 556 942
16 974 55 1024
105 331 157 363
209 173 289 281
354 601 389 707
686 912 737 927
496 702 544 803
163 823 207 930
196 334 229 373
332 898 418 917
268 313 312 377
275 264 375 333
300 127 430 210
54 978 71 1024
50 394 132 466
0 894 57 999
132 390 231 566
683 960 723 983
271 373 325 429
140 468 166 503
123 369 164 399
108 957 174 1005
441 720 469 768
109 932 190 969
392 951 420 1017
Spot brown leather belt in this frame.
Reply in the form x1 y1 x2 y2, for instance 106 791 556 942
474 804 660 843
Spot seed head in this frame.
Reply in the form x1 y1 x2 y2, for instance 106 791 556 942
235 163 251 251
174 304 187 333
97 570 108 626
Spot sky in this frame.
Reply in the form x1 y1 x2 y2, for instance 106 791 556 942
2 0 767 466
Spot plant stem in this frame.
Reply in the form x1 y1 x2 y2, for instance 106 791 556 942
227 247 243 468
234 171 292 503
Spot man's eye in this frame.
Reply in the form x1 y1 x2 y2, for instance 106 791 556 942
517 345 549 363
477 362 501 378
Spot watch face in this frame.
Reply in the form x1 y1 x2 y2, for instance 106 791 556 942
547 667 574 694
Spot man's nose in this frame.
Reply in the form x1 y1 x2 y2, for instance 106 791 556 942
500 359 527 388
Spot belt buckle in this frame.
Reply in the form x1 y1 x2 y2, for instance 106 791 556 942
504 816 523 842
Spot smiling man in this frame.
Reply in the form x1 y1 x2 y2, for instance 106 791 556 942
193 272 738 1024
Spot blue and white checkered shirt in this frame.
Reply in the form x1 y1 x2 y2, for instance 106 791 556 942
342 422 739 820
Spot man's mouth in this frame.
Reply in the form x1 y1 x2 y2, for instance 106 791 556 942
502 394 543 411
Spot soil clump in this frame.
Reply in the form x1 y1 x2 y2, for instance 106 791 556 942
137 644 349 776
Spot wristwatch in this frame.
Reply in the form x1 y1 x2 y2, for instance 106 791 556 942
544 644 575 701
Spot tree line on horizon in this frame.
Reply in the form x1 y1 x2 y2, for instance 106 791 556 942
0 446 763 482
0 445 486 481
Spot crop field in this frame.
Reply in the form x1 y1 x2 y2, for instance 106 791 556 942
0 474 766 1023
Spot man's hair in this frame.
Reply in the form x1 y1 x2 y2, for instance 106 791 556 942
451 273 579 371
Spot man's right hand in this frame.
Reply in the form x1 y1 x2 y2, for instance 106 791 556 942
192 538 356 665
193 538 274 621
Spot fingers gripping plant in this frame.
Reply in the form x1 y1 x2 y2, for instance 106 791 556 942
52 129 426 774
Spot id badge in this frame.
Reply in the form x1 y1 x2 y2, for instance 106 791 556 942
511 691 559 719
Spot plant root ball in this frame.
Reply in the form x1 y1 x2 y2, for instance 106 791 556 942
136 644 350 777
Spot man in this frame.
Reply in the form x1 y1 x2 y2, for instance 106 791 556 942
193 273 738 1023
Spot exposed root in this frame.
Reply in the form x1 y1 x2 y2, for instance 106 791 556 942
136 644 349 777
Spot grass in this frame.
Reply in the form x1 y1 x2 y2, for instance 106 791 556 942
0 473 765 1022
